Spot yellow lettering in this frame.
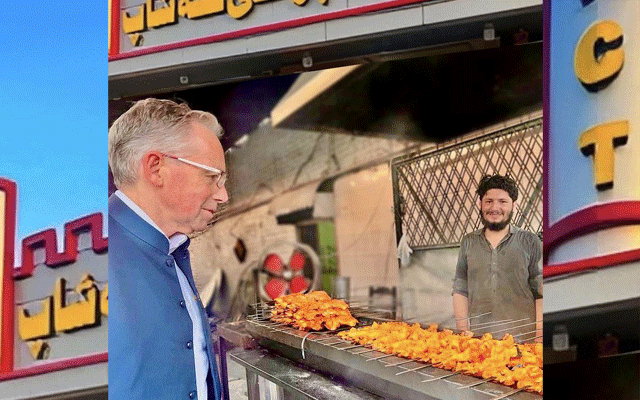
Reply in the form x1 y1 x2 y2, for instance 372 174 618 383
27 340 50 360
122 4 147 34
227 0 253 19
578 120 629 191
129 33 144 47
54 275 100 333
125 0 328 37
101 284 108 317
178 0 224 19
147 0 178 28
18 297 54 340
290 0 328 5
574 20 624 92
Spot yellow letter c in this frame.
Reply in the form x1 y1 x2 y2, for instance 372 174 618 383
574 20 624 92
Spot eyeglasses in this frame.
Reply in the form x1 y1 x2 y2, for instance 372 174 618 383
161 153 227 189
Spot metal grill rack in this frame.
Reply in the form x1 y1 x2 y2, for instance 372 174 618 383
245 304 541 400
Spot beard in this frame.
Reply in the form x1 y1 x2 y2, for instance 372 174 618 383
480 210 513 231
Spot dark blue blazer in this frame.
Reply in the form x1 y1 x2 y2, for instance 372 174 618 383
108 194 221 400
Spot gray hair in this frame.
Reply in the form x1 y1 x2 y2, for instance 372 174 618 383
108 98 223 188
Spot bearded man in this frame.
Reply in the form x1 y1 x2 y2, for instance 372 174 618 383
452 174 542 341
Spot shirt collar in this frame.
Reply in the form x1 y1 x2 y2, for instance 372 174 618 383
473 224 514 236
115 190 188 254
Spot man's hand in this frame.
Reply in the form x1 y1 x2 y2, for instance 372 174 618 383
453 293 470 331
535 297 543 343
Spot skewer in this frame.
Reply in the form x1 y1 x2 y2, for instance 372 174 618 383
355 315 396 322
481 318 530 333
339 344 366 350
384 359 415 367
456 377 495 389
456 311 492 321
490 387 529 400
351 348 377 355
404 316 439 324
511 329 538 338
314 337 341 343
444 312 495 330
349 305 396 314
396 365 429 375
366 353 396 361
470 318 514 328
514 333 542 343
323 340 348 346
486 320 535 335
262 321 284 326
333 326 356 333
265 325 289 332
312 330 335 336
345 301 367 307
421 371 459 382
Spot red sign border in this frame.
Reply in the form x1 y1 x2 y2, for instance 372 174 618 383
0 177 108 379
0 179 16 373
544 201 640 261
544 248 640 278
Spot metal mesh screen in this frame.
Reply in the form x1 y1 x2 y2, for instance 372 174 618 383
392 118 542 249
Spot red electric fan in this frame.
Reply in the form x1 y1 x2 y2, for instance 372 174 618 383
255 241 321 301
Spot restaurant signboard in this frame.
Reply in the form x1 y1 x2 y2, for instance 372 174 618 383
0 177 107 381
546 0 640 278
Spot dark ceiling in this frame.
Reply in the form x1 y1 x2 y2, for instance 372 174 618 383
109 74 298 150
276 42 543 142
110 41 542 149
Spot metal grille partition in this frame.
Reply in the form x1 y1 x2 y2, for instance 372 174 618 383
392 117 542 250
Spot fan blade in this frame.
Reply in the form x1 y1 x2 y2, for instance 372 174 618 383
265 278 288 300
264 253 284 275
289 276 309 294
289 251 306 271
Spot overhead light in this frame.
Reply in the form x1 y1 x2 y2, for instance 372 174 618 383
271 64 361 127
302 53 313 68
234 134 249 147
552 324 569 351
259 117 271 127
483 23 495 41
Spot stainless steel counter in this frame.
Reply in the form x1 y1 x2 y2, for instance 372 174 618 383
228 347 383 400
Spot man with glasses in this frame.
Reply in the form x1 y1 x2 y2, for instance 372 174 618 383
108 98 228 400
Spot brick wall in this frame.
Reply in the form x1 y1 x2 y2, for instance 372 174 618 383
223 123 419 209
189 123 419 302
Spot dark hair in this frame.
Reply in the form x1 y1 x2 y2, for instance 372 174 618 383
476 174 518 201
